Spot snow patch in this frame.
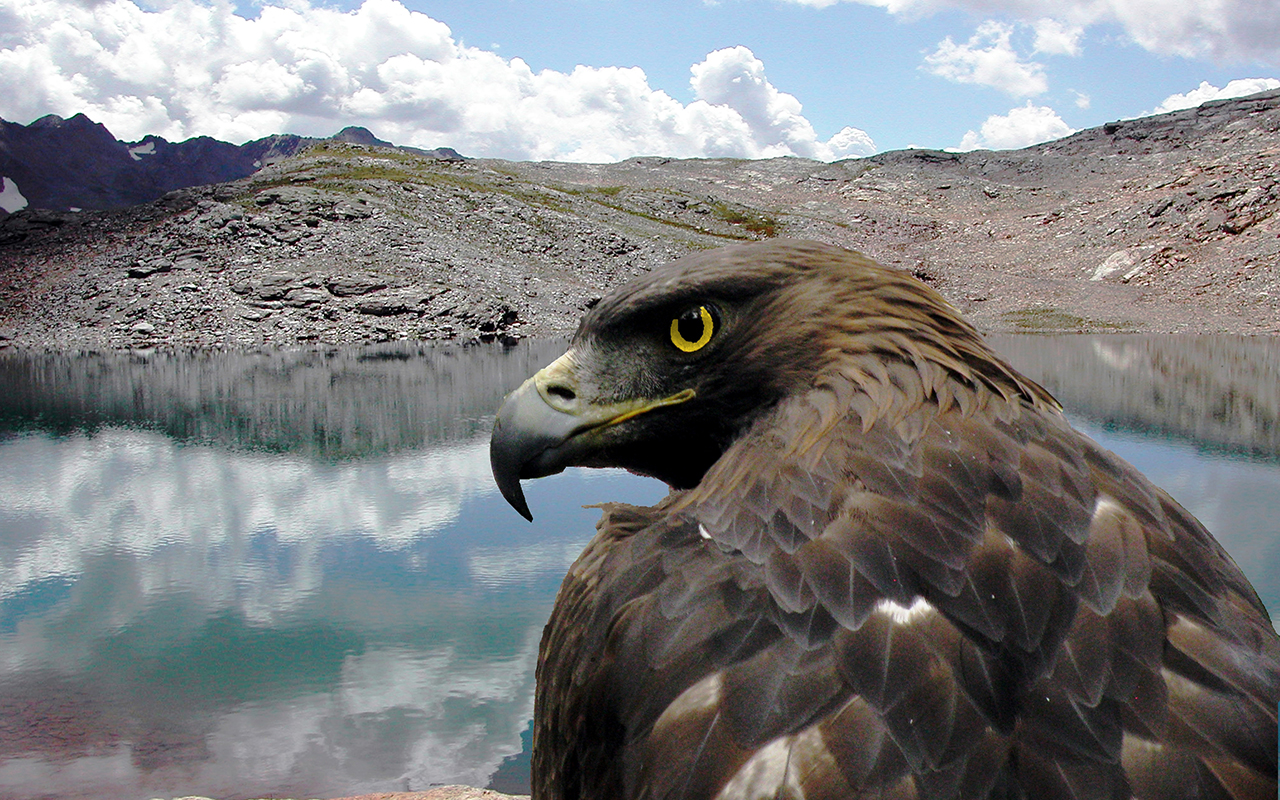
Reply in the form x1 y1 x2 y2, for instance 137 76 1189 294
1091 246 1157 281
128 141 156 161
0 177 29 213
1092 249 1138 281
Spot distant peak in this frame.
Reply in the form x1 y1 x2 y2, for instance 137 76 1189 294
30 114 68 128
330 126 393 148
30 113 109 133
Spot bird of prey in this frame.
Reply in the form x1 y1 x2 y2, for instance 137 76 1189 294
489 240 1279 800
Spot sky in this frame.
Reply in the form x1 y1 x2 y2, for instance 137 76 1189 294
0 0 1278 161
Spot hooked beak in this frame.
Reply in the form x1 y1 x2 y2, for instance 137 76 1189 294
489 351 694 521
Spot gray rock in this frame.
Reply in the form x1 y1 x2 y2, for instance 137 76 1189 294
283 288 331 307
127 260 173 278
327 275 388 297
261 271 298 286
329 201 372 221
355 298 416 316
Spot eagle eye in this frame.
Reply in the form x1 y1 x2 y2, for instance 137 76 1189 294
669 305 715 353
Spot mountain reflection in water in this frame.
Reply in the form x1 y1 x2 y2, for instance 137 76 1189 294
0 336 1277 800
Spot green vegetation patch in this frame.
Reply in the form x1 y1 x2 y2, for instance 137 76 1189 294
712 202 780 238
317 164 423 184
407 168 575 213
571 194 754 241
562 186 777 241
292 157 575 214
306 141 421 164
1002 307 1139 333
557 185 627 199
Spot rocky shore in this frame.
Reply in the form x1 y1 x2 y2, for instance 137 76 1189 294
2 90 1279 351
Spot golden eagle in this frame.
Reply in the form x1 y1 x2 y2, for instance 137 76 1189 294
490 240 1279 800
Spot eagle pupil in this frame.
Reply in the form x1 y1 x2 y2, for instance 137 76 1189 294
677 309 704 343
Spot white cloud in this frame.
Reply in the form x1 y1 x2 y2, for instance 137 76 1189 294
923 21 1048 98
1031 18 1084 56
1071 89 1092 109
687 45 876 159
1153 78 1280 114
779 0 1280 63
827 125 878 159
956 102 1076 150
0 0 874 161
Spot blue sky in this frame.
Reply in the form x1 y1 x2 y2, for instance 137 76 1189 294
0 0 1277 159
417 0 1272 150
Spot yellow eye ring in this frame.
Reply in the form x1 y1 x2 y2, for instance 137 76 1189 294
670 305 715 352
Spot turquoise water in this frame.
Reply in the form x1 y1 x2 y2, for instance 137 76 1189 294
0 338 1276 799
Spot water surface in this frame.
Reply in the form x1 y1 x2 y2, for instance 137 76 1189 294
0 337 1277 799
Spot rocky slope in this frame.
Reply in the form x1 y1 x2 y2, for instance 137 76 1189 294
1 90 1278 350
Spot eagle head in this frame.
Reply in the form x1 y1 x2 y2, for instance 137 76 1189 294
490 240 1050 519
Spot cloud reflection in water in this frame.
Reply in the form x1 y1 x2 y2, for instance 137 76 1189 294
0 422 662 799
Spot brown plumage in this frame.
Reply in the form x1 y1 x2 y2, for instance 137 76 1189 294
489 240 1280 800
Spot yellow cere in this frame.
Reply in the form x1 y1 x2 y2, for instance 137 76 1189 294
670 305 714 352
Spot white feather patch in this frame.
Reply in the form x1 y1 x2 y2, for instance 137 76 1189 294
652 671 724 739
1092 495 1125 521
874 596 934 625
715 735 797 800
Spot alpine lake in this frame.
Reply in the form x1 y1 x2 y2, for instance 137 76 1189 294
1 335 1278 800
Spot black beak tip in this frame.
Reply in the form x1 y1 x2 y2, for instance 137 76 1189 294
506 483 534 522
490 406 538 521
491 439 535 522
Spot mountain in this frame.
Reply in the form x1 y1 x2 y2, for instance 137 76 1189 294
0 115 463 212
0 89 1277 354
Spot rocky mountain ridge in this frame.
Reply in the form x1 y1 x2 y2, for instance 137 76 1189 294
0 113 463 212
0 90 1277 350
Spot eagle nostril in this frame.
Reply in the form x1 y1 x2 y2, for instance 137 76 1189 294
545 384 577 404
